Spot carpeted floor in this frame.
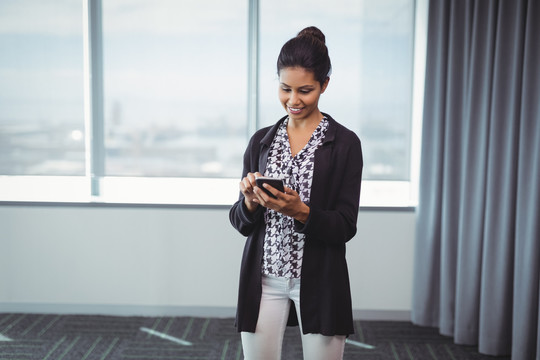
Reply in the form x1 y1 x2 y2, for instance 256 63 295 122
0 313 510 359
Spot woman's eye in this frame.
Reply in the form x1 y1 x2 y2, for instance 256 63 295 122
280 88 311 94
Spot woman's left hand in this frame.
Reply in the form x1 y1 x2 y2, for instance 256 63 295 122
253 184 310 224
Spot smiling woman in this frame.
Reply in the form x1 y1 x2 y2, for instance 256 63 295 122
230 27 363 360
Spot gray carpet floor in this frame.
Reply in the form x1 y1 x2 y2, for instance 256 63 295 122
0 313 511 359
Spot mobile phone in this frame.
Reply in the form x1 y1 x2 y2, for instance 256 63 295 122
255 176 285 199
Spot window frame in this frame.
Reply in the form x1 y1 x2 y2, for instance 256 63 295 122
0 0 427 208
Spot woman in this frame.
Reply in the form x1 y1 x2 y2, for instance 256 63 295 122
229 26 363 360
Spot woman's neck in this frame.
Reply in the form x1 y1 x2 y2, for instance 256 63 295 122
287 110 323 130
286 111 323 157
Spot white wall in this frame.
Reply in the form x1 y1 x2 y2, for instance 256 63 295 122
0 205 415 319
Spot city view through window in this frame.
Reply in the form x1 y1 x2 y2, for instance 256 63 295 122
0 0 416 204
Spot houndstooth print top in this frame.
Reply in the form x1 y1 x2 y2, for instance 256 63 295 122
262 117 329 278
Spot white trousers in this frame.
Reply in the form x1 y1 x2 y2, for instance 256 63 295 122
241 275 346 360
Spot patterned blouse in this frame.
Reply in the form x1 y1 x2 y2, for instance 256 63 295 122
262 117 329 278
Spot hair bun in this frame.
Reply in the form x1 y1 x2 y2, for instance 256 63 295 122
297 26 326 44
278 26 331 86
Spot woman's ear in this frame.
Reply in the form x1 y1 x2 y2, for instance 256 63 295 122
321 77 330 93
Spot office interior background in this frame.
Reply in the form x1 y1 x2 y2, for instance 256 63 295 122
1 0 538 359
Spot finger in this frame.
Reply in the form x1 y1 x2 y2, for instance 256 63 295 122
247 173 258 187
262 183 280 199
283 185 298 196
253 185 272 205
241 178 256 196
241 178 251 191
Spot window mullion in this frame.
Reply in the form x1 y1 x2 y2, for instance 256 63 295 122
83 0 105 197
247 0 260 135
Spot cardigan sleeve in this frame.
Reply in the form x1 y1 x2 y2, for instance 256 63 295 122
294 130 363 245
230 199 265 237
229 131 266 237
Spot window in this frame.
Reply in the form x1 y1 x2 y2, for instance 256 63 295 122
260 0 414 181
0 0 85 176
259 0 420 206
0 0 425 207
102 0 247 178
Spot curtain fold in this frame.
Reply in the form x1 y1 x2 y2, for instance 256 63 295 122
412 0 540 358
512 0 540 358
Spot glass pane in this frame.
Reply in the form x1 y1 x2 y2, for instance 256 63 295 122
102 0 247 178
260 0 414 180
0 0 85 175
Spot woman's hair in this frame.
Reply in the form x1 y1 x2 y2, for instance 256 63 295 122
277 26 332 86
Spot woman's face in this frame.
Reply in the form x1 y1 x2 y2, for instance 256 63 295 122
278 67 328 123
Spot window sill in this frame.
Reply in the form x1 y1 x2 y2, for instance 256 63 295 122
0 176 417 209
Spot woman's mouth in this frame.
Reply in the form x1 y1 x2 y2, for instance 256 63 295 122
288 106 303 114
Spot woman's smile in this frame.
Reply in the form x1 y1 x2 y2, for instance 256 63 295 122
288 106 304 114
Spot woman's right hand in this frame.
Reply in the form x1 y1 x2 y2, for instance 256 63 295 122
239 172 263 212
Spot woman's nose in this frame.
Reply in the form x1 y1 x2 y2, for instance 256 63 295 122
289 91 300 105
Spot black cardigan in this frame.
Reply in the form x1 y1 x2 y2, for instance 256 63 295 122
229 114 363 336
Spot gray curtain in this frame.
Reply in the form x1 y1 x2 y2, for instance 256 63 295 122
412 0 540 358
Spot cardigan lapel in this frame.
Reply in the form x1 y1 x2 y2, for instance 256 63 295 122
258 116 287 174
310 114 338 207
